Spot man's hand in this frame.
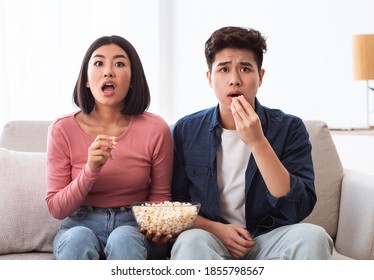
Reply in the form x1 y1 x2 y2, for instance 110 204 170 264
230 95 265 147
231 95 291 198
214 223 256 259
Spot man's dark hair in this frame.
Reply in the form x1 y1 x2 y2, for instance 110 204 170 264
205 26 267 72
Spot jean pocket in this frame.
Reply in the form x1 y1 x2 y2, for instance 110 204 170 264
68 207 89 221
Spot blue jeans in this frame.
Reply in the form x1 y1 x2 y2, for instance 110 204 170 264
171 223 333 260
53 206 170 260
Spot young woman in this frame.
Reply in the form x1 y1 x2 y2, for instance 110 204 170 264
46 35 173 260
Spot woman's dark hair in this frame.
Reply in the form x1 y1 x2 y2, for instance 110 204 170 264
205 26 267 73
73 35 150 115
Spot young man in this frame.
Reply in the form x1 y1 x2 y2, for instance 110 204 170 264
170 26 333 260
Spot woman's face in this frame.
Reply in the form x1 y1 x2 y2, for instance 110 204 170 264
86 43 132 110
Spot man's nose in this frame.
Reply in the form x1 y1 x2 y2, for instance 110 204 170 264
229 71 241 86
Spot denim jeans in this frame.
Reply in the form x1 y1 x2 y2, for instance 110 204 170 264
53 206 170 260
171 223 333 260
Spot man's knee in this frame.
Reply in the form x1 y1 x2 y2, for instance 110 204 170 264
296 223 332 245
171 229 226 260
290 223 333 259
174 229 212 246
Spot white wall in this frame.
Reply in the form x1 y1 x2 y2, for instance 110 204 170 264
0 0 160 129
165 0 374 129
332 133 374 176
1 0 374 130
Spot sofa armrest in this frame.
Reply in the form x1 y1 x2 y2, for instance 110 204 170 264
334 169 374 259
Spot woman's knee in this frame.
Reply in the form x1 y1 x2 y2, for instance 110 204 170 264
108 225 145 245
53 226 101 259
105 226 148 260
54 226 98 246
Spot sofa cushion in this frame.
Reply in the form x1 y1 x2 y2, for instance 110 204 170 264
0 148 60 255
302 121 343 239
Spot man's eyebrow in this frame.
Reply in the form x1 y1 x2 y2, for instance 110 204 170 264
216 61 254 67
216 61 231 67
240 61 253 66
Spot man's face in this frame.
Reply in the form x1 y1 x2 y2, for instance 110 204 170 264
206 48 264 115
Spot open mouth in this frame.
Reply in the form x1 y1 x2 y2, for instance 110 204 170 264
102 83 115 92
228 93 242 98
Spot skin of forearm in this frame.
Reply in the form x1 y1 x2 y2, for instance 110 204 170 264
250 137 290 198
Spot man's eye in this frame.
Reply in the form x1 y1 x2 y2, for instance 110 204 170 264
94 61 103 66
220 67 228 72
115 62 124 67
241 67 250 72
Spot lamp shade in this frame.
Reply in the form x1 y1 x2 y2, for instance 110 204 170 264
353 34 374 80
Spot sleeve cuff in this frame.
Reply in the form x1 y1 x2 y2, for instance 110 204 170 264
83 163 102 179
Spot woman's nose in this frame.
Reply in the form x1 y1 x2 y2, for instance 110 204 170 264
104 67 114 78
104 72 114 78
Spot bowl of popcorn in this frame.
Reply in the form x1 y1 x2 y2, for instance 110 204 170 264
131 201 200 235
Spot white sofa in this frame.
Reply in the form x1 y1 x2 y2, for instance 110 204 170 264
0 120 373 260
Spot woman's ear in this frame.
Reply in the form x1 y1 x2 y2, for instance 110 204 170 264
86 81 90 88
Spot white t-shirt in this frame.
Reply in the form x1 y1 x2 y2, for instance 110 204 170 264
217 128 251 228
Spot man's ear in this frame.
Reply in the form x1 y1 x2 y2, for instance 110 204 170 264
206 70 212 88
258 68 265 87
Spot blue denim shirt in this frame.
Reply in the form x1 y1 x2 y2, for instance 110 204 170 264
171 98 316 237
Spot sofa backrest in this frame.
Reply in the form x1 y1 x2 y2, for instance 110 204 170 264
0 120 57 256
0 119 343 240
302 120 343 240
0 120 52 152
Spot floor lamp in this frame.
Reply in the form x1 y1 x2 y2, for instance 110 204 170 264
352 34 374 128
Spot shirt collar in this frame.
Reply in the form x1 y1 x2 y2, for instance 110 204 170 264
255 98 267 130
209 105 221 132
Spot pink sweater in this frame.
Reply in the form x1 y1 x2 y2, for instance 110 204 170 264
46 112 173 220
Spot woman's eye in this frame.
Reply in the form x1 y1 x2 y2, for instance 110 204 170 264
115 62 125 67
94 61 103 66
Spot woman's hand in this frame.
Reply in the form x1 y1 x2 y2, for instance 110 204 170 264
140 228 176 244
87 135 117 170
